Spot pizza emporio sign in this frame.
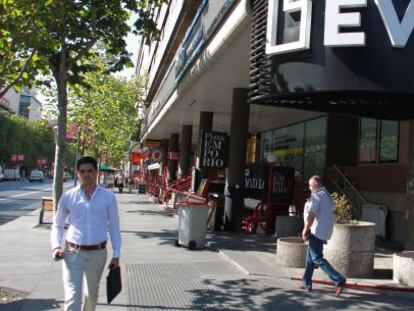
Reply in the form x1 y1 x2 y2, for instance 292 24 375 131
266 0 414 55
199 130 228 169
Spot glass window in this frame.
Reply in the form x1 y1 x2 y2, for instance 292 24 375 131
303 117 327 180
260 131 272 160
380 120 399 162
359 118 377 163
19 95 31 118
272 123 304 171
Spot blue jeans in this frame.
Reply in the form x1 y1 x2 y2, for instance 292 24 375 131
302 234 346 289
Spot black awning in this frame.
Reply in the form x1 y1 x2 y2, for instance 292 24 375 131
249 91 414 121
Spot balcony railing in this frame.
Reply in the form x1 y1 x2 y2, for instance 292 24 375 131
141 0 237 138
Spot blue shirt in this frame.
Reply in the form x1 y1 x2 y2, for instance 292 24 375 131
303 187 334 241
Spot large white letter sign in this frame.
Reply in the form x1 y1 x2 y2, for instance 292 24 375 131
324 0 367 47
266 0 313 55
375 0 414 48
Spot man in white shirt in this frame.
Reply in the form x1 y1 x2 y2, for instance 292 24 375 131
301 175 346 297
51 156 121 311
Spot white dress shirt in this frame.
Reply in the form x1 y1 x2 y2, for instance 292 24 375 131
50 185 121 258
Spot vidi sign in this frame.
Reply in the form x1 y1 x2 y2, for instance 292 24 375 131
266 0 414 55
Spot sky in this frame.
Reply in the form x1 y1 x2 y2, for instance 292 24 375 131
120 13 140 78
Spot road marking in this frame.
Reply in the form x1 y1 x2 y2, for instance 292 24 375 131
0 183 73 202
0 191 43 201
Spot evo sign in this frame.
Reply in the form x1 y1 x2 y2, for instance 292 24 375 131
266 0 414 55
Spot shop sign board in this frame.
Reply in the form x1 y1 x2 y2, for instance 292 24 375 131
199 130 228 169
267 0 414 55
131 152 148 165
150 148 165 163
244 163 295 203
11 154 24 162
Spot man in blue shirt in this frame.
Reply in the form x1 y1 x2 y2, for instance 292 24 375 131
301 175 346 297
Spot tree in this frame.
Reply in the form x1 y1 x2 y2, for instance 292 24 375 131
0 1 47 98
1 0 165 209
69 57 145 170
0 114 75 172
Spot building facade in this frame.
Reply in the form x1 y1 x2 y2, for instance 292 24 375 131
137 0 414 249
0 88 43 121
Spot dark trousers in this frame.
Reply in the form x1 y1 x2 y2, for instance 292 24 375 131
302 234 346 288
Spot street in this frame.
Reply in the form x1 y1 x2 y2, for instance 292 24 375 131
0 179 72 225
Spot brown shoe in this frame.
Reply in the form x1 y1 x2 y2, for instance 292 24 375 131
335 282 346 297
299 285 312 292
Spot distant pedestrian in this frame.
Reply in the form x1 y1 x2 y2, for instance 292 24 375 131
116 172 125 193
51 156 121 311
301 175 346 297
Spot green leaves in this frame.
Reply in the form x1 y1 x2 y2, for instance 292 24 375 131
0 114 55 168
69 54 145 166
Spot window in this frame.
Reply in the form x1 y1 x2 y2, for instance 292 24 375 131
272 123 304 170
259 116 328 181
380 120 399 162
359 118 399 163
260 131 272 159
19 95 31 118
359 118 377 163
303 117 327 180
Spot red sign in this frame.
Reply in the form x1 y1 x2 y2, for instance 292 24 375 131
36 159 42 165
11 154 24 161
168 151 180 160
131 152 148 165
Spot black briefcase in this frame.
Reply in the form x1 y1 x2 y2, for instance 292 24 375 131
106 266 122 304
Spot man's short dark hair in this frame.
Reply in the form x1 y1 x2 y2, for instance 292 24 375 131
77 156 98 170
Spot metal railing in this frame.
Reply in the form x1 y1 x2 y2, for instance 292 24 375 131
330 164 367 219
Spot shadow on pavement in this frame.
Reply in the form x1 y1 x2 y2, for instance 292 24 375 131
1 298 61 311
208 232 276 253
127 200 160 205
126 208 177 218
189 278 413 311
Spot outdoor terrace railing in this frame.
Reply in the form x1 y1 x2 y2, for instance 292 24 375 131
330 164 367 219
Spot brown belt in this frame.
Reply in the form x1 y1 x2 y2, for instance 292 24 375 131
66 241 107 251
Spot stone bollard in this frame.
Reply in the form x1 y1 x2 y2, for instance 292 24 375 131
276 237 308 268
325 221 375 278
393 251 414 286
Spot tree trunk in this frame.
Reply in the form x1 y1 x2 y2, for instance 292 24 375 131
52 71 68 212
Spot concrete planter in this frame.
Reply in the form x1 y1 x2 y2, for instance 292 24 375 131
393 251 414 286
275 216 303 238
276 237 308 268
325 221 376 278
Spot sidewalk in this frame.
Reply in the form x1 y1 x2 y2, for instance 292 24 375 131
0 191 412 310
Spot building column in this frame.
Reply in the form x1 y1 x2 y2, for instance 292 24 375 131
179 125 192 178
224 88 250 232
406 121 414 250
197 111 214 184
167 133 179 185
